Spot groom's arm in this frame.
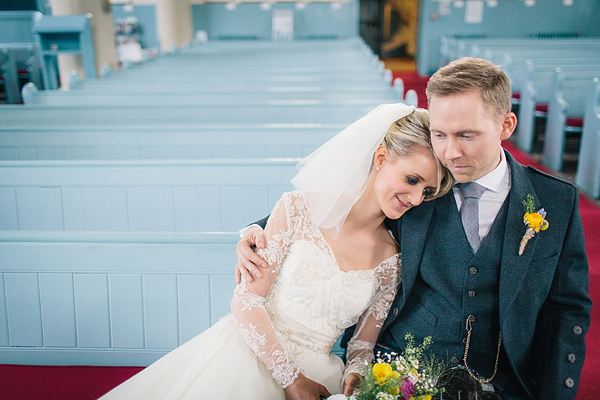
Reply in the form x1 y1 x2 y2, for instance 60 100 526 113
531 188 592 400
235 215 270 283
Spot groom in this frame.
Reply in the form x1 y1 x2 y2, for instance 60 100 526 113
236 57 592 399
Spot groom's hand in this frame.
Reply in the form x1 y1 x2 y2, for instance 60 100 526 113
284 374 331 400
342 373 361 395
235 226 268 284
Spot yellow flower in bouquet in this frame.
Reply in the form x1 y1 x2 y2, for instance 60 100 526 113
355 334 446 400
373 363 394 384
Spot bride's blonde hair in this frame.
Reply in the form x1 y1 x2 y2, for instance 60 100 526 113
380 108 454 200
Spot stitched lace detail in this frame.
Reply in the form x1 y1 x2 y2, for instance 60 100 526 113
343 254 401 383
231 194 301 389
343 339 376 381
231 191 402 390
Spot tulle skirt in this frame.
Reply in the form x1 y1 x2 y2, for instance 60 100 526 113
99 315 344 399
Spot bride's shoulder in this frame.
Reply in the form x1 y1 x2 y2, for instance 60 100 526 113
280 190 309 212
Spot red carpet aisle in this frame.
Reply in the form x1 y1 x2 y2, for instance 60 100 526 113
0 143 597 400
391 71 429 108
0 364 143 400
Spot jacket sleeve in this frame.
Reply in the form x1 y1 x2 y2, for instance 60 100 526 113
532 190 592 399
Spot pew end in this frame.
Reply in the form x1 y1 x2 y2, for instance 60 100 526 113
575 78 600 199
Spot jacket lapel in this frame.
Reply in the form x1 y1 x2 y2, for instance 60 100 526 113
499 151 541 326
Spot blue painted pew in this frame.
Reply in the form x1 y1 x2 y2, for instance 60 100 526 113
0 231 238 366
65 80 396 95
516 62 600 153
542 69 599 171
0 126 341 161
0 159 298 232
0 103 379 128
21 82 400 107
575 78 600 199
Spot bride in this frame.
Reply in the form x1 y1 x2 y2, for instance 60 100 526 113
99 104 452 400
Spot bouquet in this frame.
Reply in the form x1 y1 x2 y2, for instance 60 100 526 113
330 333 447 400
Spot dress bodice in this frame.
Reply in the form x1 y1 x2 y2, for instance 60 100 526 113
231 191 401 389
267 239 400 360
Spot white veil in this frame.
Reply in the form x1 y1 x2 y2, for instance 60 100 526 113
291 103 416 239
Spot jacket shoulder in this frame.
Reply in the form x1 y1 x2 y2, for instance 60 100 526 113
525 165 577 193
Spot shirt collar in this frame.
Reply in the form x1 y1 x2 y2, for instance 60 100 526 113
452 149 509 193
474 149 509 193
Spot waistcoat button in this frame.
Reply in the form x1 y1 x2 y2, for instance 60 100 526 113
468 290 476 298
572 326 583 335
469 267 478 274
567 353 576 363
392 307 399 316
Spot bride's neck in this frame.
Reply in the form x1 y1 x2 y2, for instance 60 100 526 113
342 184 386 235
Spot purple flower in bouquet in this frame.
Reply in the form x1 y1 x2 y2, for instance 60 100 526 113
400 378 415 399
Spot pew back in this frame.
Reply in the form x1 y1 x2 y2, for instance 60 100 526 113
0 104 378 128
0 126 340 161
0 159 298 232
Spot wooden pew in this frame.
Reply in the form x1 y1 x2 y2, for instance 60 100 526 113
0 230 238 365
0 158 298 232
516 61 600 153
0 230 346 366
575 78 600 199
21 82 401 107
542 69 599 171
0 103 379 128
0 126 341 161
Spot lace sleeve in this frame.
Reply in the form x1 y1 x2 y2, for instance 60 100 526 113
230 193 301 389
343 255 401 382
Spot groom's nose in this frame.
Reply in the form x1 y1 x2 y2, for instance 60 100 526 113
443 136 462 160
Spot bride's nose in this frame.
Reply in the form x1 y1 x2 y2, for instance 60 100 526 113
407 187 425 207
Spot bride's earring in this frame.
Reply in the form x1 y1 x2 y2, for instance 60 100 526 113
375 166 381 171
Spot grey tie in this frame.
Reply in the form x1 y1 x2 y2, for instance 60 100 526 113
459 182 486 253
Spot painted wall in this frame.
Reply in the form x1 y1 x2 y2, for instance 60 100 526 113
417 0 600 75
191 1 359 41
111 4 159 49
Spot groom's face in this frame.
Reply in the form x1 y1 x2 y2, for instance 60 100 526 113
428 90 514 183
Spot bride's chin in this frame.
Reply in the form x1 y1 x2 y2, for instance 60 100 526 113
384 208 406 220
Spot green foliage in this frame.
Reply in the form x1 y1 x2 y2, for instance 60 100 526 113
522 194 535 214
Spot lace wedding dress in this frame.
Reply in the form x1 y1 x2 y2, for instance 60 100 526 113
100 191 400 400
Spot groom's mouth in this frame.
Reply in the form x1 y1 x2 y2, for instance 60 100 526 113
396 195 410 209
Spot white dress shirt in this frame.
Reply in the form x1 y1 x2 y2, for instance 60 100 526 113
452 150 512 242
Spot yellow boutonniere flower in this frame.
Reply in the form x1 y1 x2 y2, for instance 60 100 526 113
519 195 549 255
523 211 549 233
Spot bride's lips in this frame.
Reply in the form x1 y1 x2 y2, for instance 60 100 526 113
396 195 410 209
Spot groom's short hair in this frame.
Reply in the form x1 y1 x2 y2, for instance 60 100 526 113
425 57 512 122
